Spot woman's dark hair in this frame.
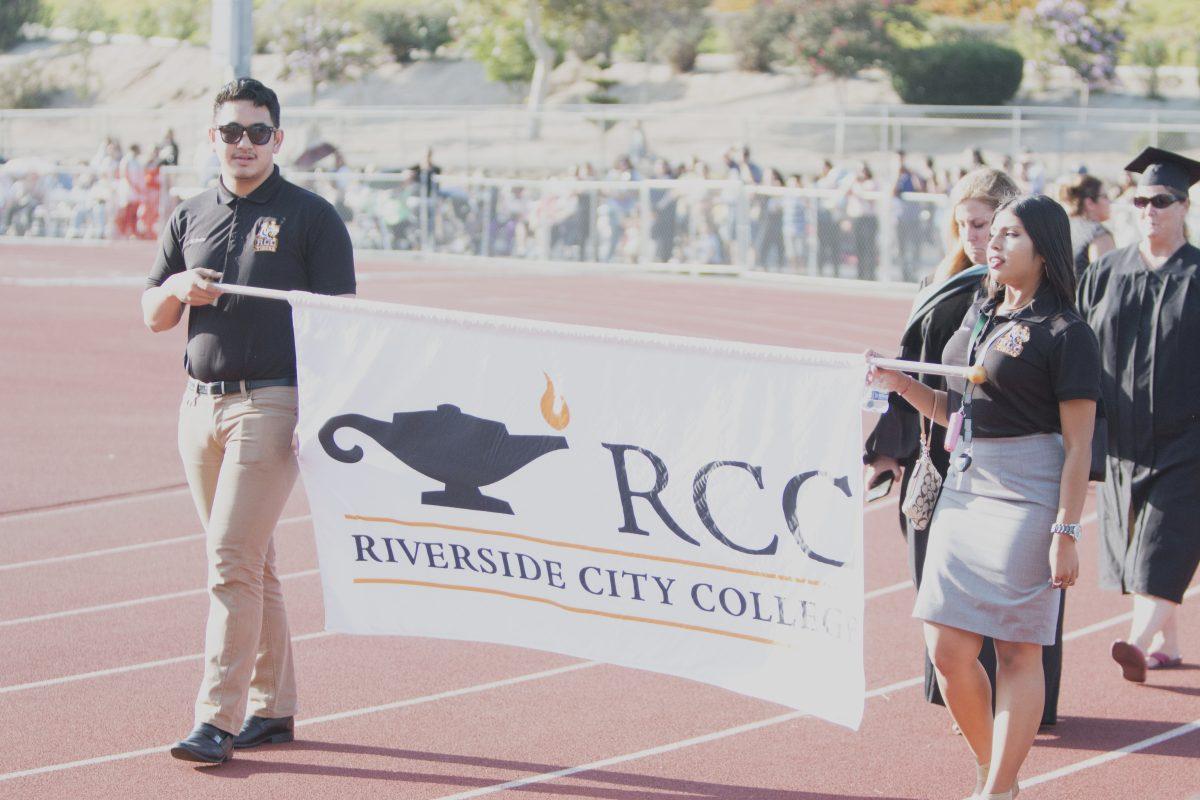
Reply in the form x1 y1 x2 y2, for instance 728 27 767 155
989 193 1077 310
212 78 281 127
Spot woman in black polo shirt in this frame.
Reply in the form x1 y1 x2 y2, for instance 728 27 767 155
869 194 1101 800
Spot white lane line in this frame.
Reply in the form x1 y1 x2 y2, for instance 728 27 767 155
0 501 898 622
1022 718 1200 788
865 580 913 601
0 515 312 572
0 495 886 571
0 486 192 523
0 632 334 695
1066 583 1199 642
0 661 600 784
0 569 319 629
0 565 1183 787
0 579 918 695
434 675 927 800
864 496 900 515
295 661 599 728
0 478 883 527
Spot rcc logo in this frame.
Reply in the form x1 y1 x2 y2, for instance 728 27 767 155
602 443 853 568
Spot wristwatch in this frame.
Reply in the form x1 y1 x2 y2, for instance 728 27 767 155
1050 523 1082 542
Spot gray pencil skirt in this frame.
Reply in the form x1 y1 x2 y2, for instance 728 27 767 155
912 432 1064 646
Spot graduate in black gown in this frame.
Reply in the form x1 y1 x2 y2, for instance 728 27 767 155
1077 146 1200 683
865 168 1069 728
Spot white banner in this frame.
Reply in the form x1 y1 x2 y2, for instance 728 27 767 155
292 294 867 730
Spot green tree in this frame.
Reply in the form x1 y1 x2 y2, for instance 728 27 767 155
890 37 1023 104
0 0 43 52
787 0 921 81
620 0 711 71
272 2 378 104
727 4 796 72
1131 37 1167 99
365 3 455 63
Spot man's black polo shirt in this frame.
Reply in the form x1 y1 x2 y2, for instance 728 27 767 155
146 166 355 382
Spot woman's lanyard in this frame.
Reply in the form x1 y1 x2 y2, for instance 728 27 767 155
951 311 1018 472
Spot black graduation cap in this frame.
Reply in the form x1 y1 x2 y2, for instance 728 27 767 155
1124 147 1200 194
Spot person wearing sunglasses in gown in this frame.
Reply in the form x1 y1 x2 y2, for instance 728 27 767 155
869 194 1100 799
1076 147 1200 683
142 79 356 764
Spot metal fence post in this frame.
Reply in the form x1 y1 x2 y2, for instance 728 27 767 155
735 183 750 270
418 179 429 253
639 181 652 265
465 116 473 177
482 183 493 257
879 188 895 282
1011 108 1022 156
806 196 819 277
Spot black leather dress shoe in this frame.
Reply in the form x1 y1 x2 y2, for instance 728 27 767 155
169 723 234 764
234 715 295 749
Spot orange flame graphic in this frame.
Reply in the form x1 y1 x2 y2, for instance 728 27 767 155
540 373 570 430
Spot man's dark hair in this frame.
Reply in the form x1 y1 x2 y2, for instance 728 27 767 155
212 78 281 127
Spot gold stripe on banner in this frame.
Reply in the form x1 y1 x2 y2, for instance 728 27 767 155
345 515 822 587
353 577 780 645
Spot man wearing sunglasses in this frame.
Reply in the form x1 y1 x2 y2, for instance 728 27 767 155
141 78 355 764
1077 146 1200 687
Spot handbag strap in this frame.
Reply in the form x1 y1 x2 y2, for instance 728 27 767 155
919 390 939 456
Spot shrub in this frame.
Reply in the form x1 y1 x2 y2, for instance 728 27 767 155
158 0 204 42
890 38 1023 105
791 0 921 79
364 4 454 64
0 60 64 107
659 27 704 73
0 0 43 52
55 0 117 35
727 5 794 73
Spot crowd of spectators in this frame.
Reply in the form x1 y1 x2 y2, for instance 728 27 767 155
0 130 1174 284
322 142 1059 280
0 130 178 240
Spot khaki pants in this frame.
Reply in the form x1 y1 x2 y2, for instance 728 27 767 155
178 385 300 734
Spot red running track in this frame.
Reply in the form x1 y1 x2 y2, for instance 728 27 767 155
0 241 1197 800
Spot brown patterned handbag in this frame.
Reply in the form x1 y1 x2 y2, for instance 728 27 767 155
902 413 943 532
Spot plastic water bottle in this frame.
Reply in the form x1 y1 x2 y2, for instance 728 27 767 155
861 386 890 414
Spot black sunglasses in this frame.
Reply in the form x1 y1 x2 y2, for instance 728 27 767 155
1132 193 1185 209
213 123 277 146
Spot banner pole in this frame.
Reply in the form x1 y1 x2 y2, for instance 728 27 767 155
214 283 293 303
216 281 983 386
867 356 986 385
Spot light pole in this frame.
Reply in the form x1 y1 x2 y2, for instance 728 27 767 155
212 0 253 80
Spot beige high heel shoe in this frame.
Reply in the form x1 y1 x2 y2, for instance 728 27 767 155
979 780 1019 799
963 763 989 799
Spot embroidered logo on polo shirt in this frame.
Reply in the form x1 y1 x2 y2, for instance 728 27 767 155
252 217 281 252
996 324 1031 357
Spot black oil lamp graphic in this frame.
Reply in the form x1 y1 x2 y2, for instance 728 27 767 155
318 375 570 515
